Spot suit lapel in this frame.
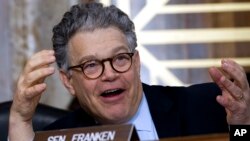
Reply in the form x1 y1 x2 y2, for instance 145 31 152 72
142 83 183 138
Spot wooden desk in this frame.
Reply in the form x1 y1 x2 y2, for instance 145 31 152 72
160 133 229 141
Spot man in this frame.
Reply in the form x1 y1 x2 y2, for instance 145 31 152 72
9 2 250 141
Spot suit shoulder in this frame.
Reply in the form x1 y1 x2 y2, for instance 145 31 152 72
43 108 96 131
143 82 220 96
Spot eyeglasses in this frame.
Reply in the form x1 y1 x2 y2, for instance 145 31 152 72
68 53 134 79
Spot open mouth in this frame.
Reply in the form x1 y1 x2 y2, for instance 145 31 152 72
101 89 125 97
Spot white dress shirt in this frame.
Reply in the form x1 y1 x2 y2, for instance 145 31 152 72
127 93 159 140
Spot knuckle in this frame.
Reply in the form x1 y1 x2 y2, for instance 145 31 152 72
18 87 28 98
26 60 35 69
42 68 49 75
230 66 237 75
37 69 48 80
25 74 33 85
228 82 234 90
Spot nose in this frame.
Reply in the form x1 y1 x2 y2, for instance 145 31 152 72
100 61 118 81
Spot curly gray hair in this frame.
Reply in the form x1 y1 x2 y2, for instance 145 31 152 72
52 2 137 72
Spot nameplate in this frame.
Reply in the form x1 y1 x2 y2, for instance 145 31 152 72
34 124 139 141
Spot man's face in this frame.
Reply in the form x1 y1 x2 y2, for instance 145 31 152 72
65 27 142 124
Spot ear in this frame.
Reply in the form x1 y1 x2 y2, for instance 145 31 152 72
59 70 76 96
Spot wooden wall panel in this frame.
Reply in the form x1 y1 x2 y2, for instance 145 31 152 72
128 0 250 85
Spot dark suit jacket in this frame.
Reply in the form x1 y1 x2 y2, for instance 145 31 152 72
44 83 228 138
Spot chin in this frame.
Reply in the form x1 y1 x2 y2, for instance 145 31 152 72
102 110 131 124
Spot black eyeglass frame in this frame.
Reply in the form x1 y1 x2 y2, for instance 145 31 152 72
68 52 134 79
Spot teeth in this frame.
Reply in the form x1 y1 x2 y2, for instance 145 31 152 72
104 89 119 94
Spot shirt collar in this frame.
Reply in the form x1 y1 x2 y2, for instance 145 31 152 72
127 92 152 132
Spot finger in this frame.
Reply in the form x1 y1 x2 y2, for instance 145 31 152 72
12 83 47 122
223 59 245 72
23 67 55 87
216 95 239 113
221 59 249 90
24 50 55 73
220 75 243 101
24 83 47 99
209 67 226 91
209 66 244 101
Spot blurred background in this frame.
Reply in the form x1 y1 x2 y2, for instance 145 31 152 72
1 0 250 110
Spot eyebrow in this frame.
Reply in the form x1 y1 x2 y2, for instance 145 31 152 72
76 46 130 64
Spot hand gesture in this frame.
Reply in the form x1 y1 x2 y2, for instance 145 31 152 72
209 59 250 125
9 50 56 141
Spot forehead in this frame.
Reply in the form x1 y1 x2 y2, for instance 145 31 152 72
68 27 130 63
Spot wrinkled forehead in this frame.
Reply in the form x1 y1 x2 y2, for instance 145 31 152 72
67 27 130 64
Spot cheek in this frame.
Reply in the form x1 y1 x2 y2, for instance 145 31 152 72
72 75 98 106
130 64 140 83
124 65 141 96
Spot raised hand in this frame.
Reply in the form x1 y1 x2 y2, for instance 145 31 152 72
209 59 250 125
9 50 56 141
